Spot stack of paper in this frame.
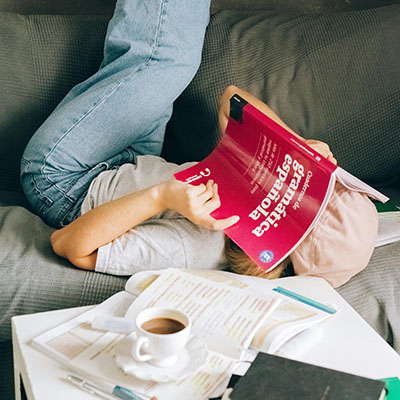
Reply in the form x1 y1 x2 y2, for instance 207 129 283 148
375 202 400 247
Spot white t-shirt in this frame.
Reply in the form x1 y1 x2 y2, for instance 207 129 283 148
81 155 227 275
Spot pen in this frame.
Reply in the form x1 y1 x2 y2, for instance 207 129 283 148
67 374 157 400
273 286 337 314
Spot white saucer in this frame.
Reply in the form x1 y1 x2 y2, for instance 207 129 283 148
114 335 208 383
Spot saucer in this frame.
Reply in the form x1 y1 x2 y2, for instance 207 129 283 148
114 335 208 383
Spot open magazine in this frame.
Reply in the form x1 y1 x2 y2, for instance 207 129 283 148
31 269 337 400
175 94 389 272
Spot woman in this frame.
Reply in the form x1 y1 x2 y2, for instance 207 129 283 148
50 85 378 288
21 0 377 287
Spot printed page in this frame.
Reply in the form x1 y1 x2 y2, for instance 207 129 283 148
124 269 280 359
32 282 238 400
188 271 334 354
126 269 335 355
69 331 237 400
31 291 135 365
251 299 330 354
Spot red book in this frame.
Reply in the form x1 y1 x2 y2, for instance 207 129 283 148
174 94 388 272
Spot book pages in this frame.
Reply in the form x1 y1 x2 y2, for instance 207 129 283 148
124 268 280 359
125 270 334 356
31 291 135 364
376 205 400 247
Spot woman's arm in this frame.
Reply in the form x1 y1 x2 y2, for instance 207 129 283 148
51 179 239 270
219 85 302 139
218 85 336 164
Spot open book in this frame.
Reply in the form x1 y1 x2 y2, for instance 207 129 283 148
32 268 337 400
175 94 389 273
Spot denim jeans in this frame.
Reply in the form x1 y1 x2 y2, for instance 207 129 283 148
20 0 211 228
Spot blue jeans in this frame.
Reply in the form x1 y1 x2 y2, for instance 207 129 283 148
21 0 210 228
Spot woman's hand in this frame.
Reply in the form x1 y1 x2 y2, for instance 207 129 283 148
160 179 240 230
304 139 337 165
51 178 240 270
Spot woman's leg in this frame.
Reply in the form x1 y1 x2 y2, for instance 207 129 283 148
21 0 210 228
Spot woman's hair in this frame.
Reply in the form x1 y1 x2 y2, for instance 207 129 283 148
224 237 293 279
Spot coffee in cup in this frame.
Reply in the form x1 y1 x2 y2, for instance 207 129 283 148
131 307 191 367
141 317 186 335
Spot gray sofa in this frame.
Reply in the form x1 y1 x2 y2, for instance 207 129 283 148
1 0 399 398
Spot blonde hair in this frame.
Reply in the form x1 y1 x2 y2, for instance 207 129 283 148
224 237 291 280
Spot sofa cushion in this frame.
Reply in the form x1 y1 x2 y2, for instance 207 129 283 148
163 4 400 195
0 205 127 342
0 12 109 194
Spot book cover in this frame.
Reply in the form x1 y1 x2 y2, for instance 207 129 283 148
228 352 387 400
382 377 400 399
175 94 388 272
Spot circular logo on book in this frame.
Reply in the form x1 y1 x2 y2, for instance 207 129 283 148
259 250 274 263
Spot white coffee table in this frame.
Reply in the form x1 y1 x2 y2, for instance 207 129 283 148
12 276 400 400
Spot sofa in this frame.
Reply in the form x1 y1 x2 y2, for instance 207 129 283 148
1 0 399 398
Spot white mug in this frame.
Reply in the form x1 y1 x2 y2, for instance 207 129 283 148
131 307 191 367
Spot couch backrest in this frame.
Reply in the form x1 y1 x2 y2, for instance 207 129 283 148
1 0 398 15
1 0 399 203
0 0 115 15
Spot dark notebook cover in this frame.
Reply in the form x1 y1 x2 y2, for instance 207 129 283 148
230 353 386 400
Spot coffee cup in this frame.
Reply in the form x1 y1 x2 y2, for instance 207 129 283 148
131 307 191 367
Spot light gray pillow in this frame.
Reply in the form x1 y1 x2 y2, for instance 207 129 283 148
0 205 126 342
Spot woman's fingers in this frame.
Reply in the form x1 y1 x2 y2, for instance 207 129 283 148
199 214 240 231
327 154 338 165
203 183 221 212
212 215 240 230
305 140 335 162
196 180 214 202
196 183 240 230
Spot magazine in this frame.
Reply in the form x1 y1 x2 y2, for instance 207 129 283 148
175 94 389 273
31 268 337 400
